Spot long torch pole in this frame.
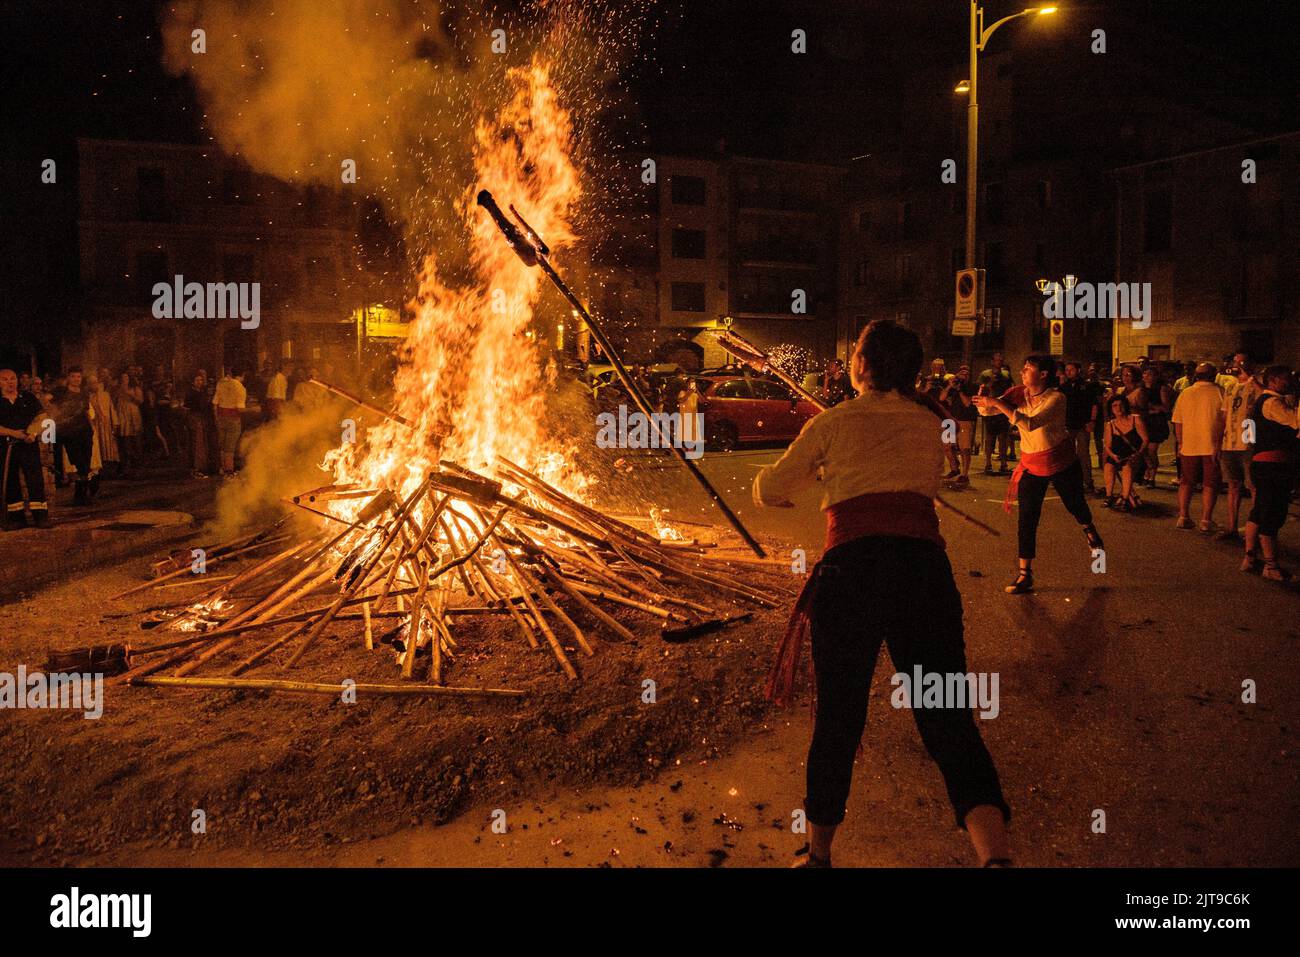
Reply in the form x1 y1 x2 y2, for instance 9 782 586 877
476 190 768 558
963 0 980 373
714 330 1000 538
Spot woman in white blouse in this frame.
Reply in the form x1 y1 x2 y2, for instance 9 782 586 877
973 354 1104 594
754 320 1012 867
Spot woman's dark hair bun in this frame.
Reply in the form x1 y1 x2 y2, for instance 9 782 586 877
855 319 923 394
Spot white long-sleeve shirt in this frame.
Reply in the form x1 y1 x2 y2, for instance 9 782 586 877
753 389 942 511
1259 391 1300 431
1009 388 1069 454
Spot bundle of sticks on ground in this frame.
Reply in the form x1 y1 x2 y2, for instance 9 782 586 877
90 457 794 700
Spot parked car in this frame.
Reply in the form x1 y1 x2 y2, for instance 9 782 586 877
696 375 820 451
589 362 682 404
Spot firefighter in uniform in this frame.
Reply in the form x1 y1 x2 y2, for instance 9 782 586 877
1 368 50 529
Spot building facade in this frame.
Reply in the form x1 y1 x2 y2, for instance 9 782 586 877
834 7 1285 371
655 153 842 369
73 138 389 381
1112 132 1299 369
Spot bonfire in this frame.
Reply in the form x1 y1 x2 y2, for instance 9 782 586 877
89 59 789 701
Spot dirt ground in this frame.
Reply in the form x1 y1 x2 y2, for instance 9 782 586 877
0 528 796 866
4 441 1298 868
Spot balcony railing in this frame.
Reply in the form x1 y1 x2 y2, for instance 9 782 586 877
735 190 820 213
736 240 819 265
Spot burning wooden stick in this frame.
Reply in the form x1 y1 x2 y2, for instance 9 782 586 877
283 476 433 669
307 378 413 429
714 328 1001 539
485 525 576 681
563 579 684 620
477 189 767 558
110 534 293 600
403 559 431 679
133 675 524 698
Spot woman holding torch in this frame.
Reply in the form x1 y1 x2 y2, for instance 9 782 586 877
973 355 1105 594
753 319 1011 868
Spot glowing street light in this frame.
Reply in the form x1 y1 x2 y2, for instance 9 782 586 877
954 3 1061 365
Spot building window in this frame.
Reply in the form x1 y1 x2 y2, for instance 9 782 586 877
1144 187 1173 253
222 254 255 281
303 184 331 226
671 228 706 259
305 256 337 282
1036 180 1052 210
854 208 869 233
670 175 706 206
854 258 869 286
899 200 921 239
670 281 706 312
1241 253 1279 318
136 249 169 300
983 182 1005 226
222 166 254 205
895 254 912 282
1240 329 1274 363
983 241 1005 282
137 167 166 221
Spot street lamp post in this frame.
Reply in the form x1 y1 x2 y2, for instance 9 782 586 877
960 4 1057 367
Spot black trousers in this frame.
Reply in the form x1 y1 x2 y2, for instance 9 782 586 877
3 440 46 514
58 428 93 480
805 536 1010 829
1248 460 1291 537
1017 459 1093 560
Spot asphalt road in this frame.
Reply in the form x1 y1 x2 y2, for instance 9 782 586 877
589 444 1300 866
9 446 1299 867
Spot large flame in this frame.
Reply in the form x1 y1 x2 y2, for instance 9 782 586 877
327 58 586 507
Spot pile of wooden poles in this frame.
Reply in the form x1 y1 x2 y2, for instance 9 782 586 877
106 457 790 700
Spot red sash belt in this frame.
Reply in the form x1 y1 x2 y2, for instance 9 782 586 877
1252 450 1289 463
1003 438 1077 513
216 407 243 418
766 491 940 708
824 490 943 552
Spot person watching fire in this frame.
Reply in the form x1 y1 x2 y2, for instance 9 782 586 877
212 367 247 477
1 368 50 529
753 319 1012 868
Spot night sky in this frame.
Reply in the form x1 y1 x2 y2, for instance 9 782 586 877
2 0 1297 365
4 0 1297 165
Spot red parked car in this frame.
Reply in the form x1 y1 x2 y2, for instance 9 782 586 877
697 375 821 451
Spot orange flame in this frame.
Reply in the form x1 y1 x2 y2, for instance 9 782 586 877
327 57 587 511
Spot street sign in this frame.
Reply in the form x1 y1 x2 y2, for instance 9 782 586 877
1049 318 1064 355
955 267 983 319
951 318 977 337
